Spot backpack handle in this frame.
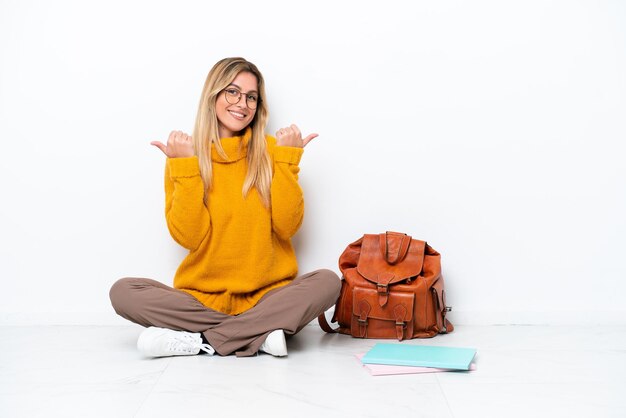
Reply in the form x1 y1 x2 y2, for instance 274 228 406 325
381 231 411 265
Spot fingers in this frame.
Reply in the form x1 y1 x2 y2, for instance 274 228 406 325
276 124 318 148
152 131 194 158
276 126 295 137
167 130 178 145
290 124 301 139
276 125 301 140
169 130 191 145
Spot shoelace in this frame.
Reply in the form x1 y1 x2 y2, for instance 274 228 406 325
175 332 201 344
196 342 215 355
170 335 215 355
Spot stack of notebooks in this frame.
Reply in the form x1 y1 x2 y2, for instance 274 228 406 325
357 343 477 376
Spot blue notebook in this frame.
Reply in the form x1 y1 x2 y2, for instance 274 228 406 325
361 343 477 371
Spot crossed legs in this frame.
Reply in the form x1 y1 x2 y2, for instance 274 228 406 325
109 269 341 357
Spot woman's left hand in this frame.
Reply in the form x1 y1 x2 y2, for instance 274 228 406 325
276 124 318 148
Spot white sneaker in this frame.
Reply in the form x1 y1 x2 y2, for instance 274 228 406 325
137 327 215 357
259 330 288 357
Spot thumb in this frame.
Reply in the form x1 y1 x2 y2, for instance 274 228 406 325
302 133 319 147
150 141 168 156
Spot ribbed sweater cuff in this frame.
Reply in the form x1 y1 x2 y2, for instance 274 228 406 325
273 146 304 165
167 156 200 178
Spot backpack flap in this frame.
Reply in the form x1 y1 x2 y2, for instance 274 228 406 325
356 232 426 306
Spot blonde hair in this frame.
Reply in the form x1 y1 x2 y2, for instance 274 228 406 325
192 57 272 207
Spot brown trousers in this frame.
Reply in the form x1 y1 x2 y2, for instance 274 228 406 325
109 269 341 357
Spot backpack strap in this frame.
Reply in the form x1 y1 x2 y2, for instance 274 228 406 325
317 313 338 333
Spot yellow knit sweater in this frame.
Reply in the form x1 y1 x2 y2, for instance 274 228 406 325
163 128 304 315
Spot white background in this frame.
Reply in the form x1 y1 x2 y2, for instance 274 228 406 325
1 0 624 325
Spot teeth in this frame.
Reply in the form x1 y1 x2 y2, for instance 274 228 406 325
229 111 245 118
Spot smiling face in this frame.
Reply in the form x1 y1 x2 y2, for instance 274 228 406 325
215 71 259 138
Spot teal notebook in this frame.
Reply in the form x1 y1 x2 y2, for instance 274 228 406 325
361 343 477 371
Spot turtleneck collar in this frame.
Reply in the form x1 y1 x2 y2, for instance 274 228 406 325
211 127 252 163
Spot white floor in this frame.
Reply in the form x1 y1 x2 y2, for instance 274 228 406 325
1 324 625 418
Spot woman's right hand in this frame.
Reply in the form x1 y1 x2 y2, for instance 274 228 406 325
151 130 195 158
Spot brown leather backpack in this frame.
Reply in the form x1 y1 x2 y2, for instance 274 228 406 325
318 231 453 340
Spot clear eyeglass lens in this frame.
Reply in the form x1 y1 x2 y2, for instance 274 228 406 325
225 89 240 104
224 89 258 109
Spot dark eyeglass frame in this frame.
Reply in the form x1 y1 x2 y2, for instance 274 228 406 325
223 87 260 109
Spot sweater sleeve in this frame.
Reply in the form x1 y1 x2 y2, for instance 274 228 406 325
164 156 211 251
270 145 305 240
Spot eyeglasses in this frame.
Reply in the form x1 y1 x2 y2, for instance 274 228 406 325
223 88 260 109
